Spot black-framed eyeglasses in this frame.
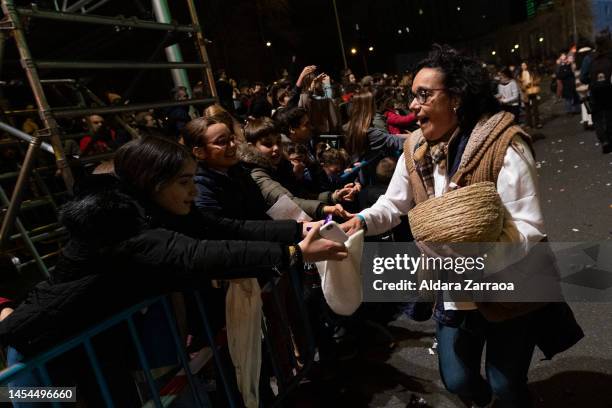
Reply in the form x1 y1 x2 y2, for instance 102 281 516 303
410 87 446 105
207 133 236 148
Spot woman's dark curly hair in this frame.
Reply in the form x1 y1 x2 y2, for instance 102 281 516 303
415 44 500 130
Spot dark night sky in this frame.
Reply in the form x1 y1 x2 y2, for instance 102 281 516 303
199 0 531 81
1 0 533 102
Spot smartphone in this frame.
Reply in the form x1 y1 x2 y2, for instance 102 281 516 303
319 220 349 244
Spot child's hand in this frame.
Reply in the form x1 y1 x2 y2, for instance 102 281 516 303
343 182 361 202
290 160 306 180
0 307 14 322
322 204 353 219
332 183 359 202
297 65 317 87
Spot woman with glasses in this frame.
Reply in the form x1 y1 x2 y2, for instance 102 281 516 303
341 45 582 407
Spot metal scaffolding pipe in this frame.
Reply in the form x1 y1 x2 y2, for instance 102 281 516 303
10 227 67 244
0 31 6 88
186 0 218 98
35 60 208 70
16 250 61 271
0 0 74 246
0 186 49 277
0 121 55 154
82 0 113 14
0 168 56 181
15 222 63 237
152 0 193 96
332 0 348 71
1 197 53 212
64 0 96 13
40 78 77 84
0 130 86 141
0 153 115 182
2 108 39 116
17 7 198 32
52 97 215 118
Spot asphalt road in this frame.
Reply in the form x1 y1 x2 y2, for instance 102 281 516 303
294 103 612 407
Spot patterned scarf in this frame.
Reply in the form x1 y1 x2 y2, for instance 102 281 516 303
413 128 459 198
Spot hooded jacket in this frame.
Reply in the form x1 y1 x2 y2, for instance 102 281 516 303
0 178 299 355
239 144 330 219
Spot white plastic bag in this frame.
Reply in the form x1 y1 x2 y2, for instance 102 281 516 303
226 278 262 408
315 230 364 316
266 194 311 222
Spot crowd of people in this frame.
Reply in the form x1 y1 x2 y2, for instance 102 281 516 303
5 35 611 406
493 29 612 154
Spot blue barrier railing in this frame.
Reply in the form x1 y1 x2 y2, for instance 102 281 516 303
261 267 315 407
0 267 315 407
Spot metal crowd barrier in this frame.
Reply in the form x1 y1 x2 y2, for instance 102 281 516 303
261 268 316 407
0 267 315 407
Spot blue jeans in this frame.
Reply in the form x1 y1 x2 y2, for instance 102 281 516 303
564 97 579 113
436 311 536 408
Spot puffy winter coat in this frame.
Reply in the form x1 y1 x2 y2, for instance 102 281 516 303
239 144 333 219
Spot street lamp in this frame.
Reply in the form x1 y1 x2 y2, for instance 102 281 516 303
457 6 461 11
511 49 515 53
368 46 374 52
350 47 357 55
266 41 271 47
572 0 578 45
397 29 402 34
539 37 544 42
332 0 348 70
514 44 520 49
491 51 496 56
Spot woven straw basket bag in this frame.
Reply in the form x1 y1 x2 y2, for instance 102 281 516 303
408 181 504 243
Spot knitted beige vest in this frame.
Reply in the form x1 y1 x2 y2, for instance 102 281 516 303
402 111 531 205
402 111 543 322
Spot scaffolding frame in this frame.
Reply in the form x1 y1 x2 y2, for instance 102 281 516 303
0 0 218 266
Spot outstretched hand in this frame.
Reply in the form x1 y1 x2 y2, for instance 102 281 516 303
0 307 14 322
299 222 348 262
323 204 353 220
297 65 317 87
332 183 360 202
341 216 363 236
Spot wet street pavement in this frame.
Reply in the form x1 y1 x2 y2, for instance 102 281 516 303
534 103 612 242
295 100 612 407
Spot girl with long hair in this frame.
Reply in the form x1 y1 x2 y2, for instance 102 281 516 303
345 90 407 185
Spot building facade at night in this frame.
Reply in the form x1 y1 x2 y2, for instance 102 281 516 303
469 0 612 64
